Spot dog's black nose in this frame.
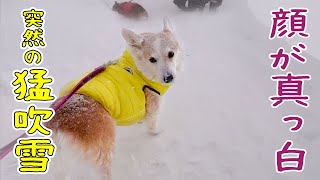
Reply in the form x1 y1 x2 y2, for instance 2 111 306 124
164 75 174 83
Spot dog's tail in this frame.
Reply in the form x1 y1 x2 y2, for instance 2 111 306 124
0 64 107 161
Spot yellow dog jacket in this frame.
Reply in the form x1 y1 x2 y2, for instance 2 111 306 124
60 50 170 126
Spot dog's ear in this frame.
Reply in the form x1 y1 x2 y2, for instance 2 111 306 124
121 28 144 47
163 17 174 32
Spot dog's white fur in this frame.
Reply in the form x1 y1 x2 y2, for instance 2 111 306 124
46 18 182 180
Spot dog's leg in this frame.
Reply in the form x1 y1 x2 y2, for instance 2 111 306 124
144 88 162 135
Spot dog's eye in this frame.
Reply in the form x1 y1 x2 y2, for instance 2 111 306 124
168 51 174 58
149 57 157 63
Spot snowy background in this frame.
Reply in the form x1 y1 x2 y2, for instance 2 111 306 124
1 0 319 179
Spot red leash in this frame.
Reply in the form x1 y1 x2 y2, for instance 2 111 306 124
0 64 107 160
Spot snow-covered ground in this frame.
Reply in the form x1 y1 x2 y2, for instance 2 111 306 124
248 0 320 60
1 0 319 179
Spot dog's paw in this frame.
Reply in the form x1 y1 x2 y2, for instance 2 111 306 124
148 128 164 136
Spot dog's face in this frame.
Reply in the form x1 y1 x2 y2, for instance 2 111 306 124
122 18 182 84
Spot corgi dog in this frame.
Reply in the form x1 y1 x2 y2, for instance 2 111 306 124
45 18 182 180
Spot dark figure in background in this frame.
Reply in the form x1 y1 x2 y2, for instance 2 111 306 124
173 0 222 11
209 0 223 10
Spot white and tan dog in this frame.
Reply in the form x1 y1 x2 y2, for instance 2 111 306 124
45 18 182 180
